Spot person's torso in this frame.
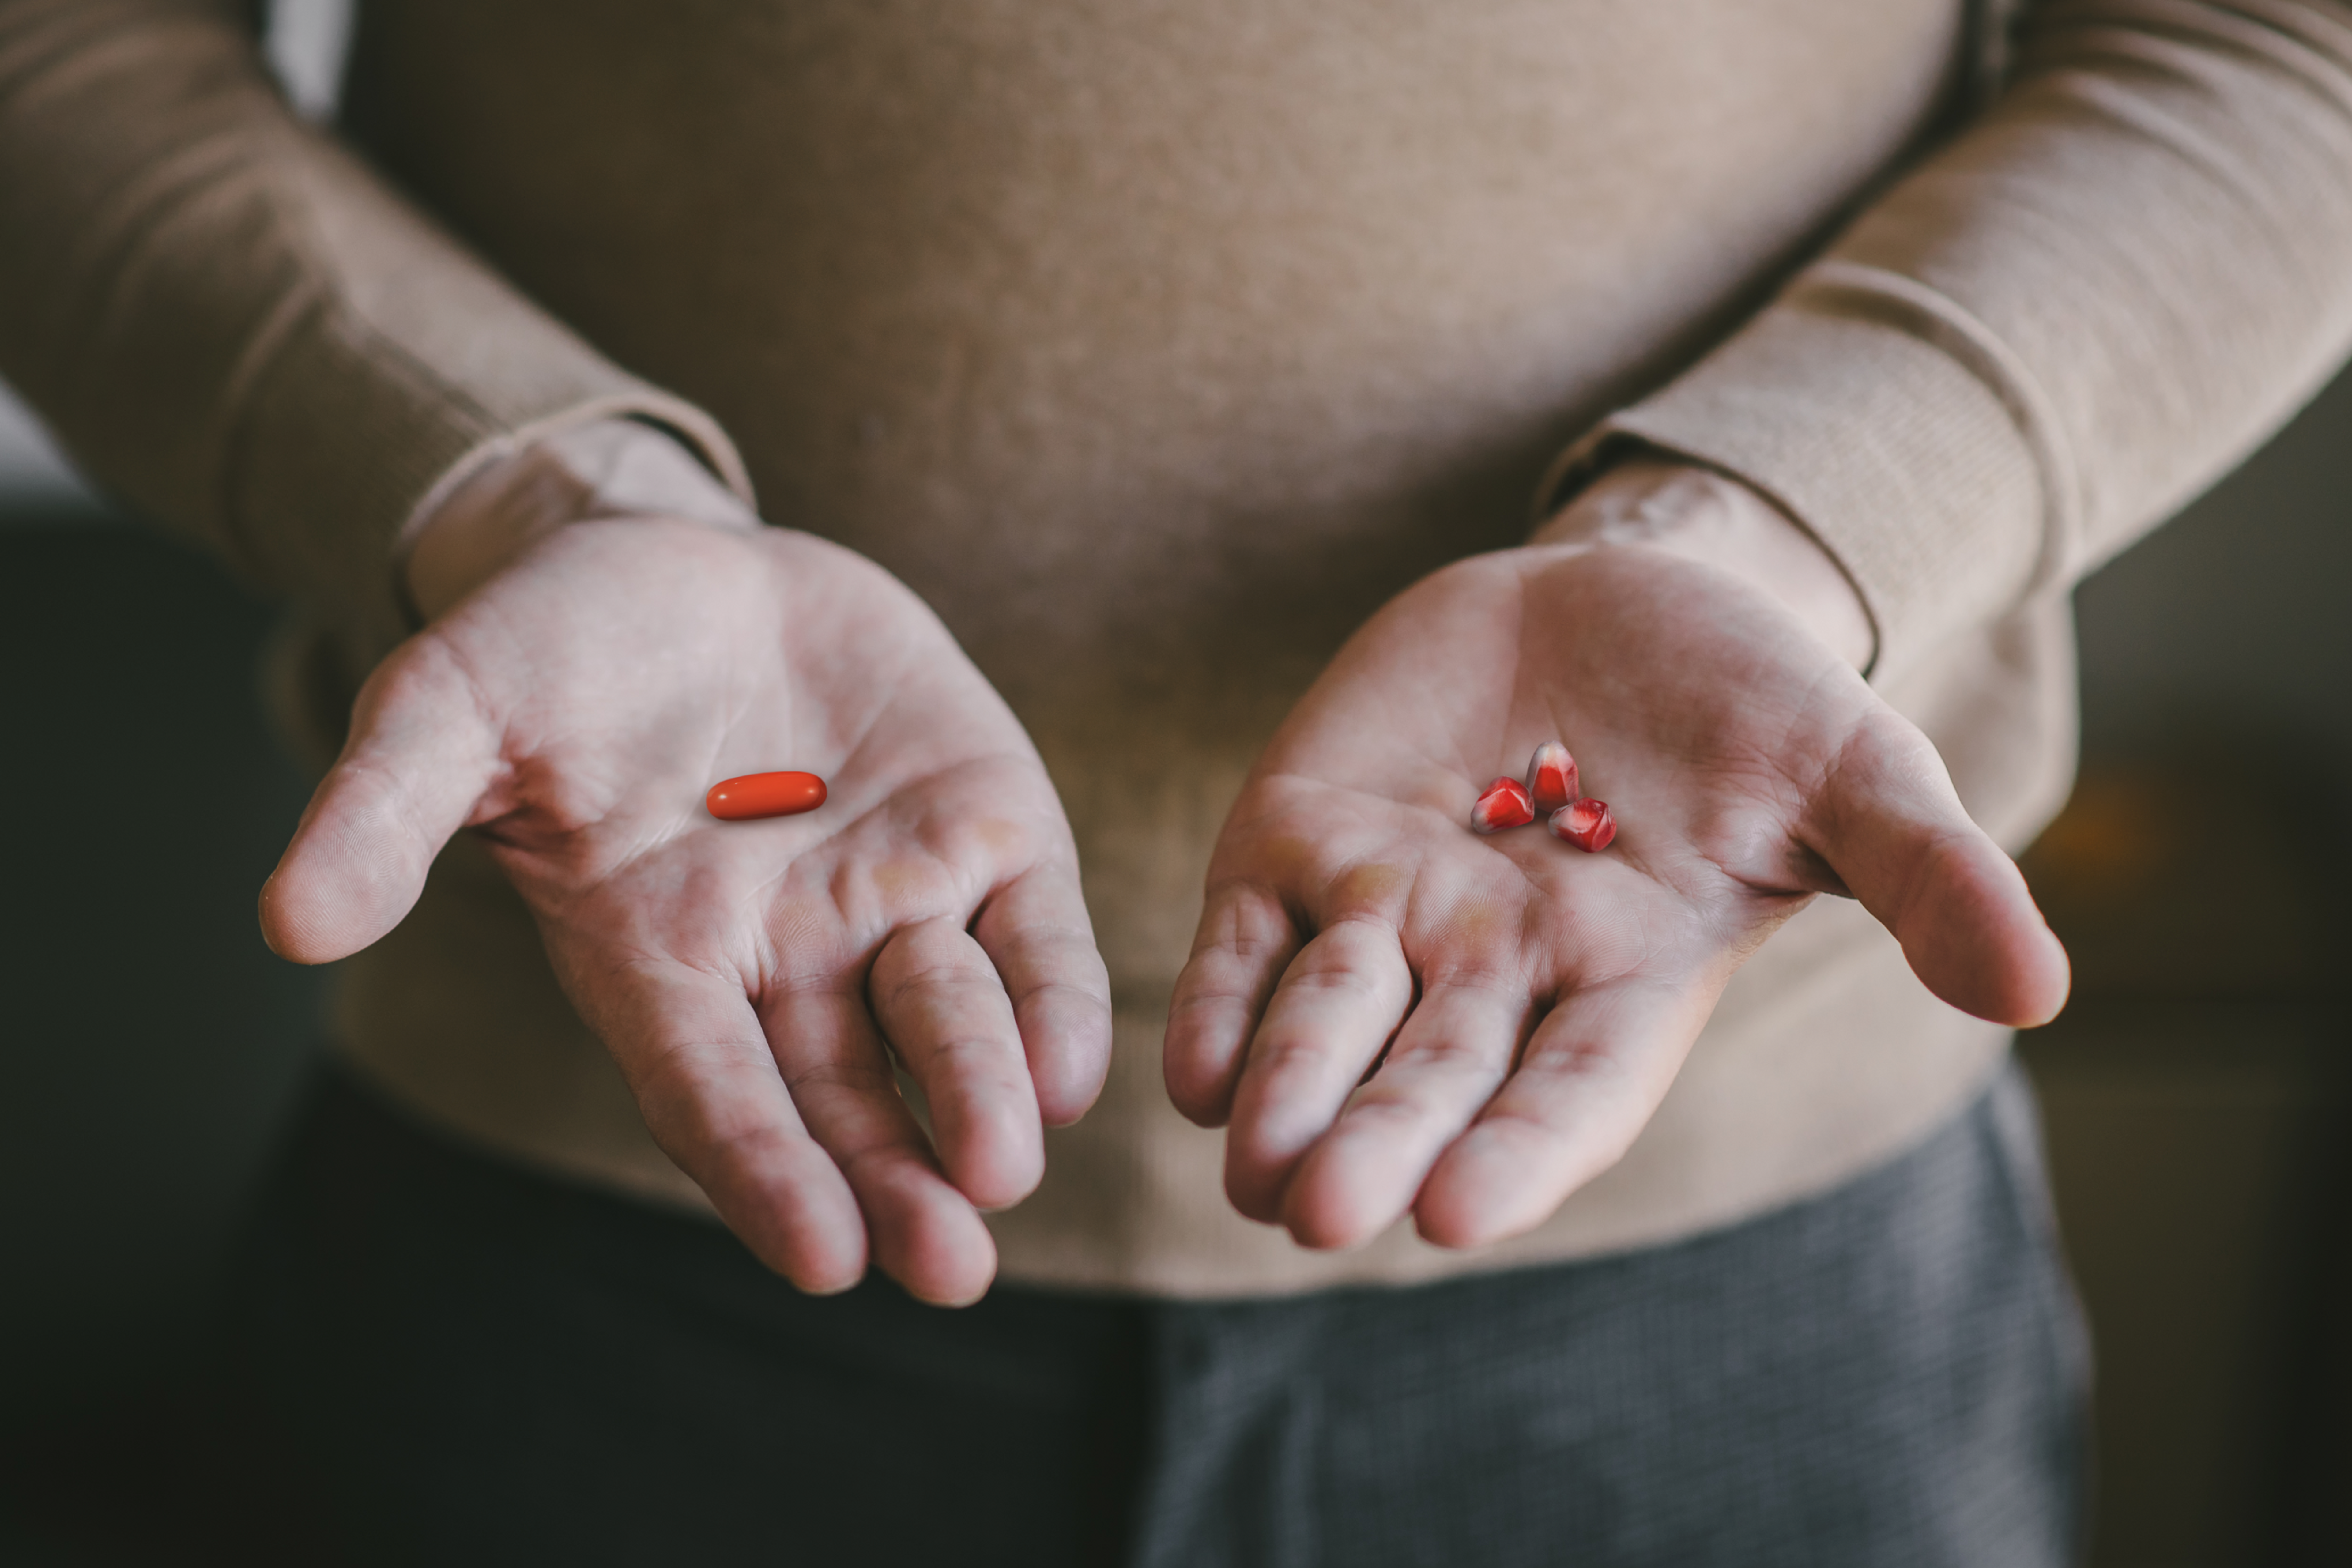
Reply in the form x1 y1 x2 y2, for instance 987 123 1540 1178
326 2 2069 1291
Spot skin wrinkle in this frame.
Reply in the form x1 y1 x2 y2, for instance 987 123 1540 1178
663 1087 804 1167
1892 828 1988 947
1508 988 1673 1099
1220 796 1334 881
1324 858 1411 920
974 894 1092 953
1411 905 1531 991
871 951 1012 1014
832 1113 961 1198
782 1060 906 1129
1806 719 1957 950
576 948 702 1027
902 791 1039 888
1801 724 1886 865
993 973 1107 1036
1262 916 1410 1005
768 569 922 772
1587 894 1690 990
752 891 845 987
1456 825 1577 911
984 949 1110 1023
1463 1078 1629 1160
1245 1020 1407 1119
1188 882 1298 963
617 1038 782 1128
755 960 871 1016
1758 689 1854 808
800 788 1016 934
901 1044 1035 1124
333 760 445 910
416 625 539 826
1166 965 1290 1076
1367 988 1531 1084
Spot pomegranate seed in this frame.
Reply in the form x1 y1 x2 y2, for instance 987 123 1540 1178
1471 776 1535 834
1549 798 1617 852
707 771 828 820
1526 741 1580 814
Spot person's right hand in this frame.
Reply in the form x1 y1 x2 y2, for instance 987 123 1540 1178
259 439 1111 1307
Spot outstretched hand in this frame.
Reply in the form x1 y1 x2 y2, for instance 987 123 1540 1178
1165 464 2068 1253
261 477 1111 1306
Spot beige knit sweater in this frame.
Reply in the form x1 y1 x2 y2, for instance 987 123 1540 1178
5 0 2349 1295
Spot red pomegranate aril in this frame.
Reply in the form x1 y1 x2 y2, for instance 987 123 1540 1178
1549 797 1617 852
1526 741 1580 814
1471 776 1535 834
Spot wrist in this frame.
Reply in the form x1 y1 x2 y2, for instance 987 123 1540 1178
1532 457 1876 671
401 419 760 621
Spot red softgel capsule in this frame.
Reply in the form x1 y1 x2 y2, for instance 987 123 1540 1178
1471 776 1536 834
1526 741 1580 815
1549 797 1617 853
706 771 828 821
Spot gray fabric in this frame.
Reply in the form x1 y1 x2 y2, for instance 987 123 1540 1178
1131 1062 2089 1567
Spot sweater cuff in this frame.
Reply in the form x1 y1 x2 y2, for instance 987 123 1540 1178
1539 263 2059 683
230 297 752 657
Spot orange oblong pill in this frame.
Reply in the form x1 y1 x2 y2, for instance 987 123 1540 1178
706 771 827 821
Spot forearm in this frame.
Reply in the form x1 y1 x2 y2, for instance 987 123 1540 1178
1550 0 2352 681
0 0 746 649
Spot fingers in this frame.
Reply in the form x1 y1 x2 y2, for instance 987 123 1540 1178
1812 726 2071 1028
1413 975 1708 1249
1279 975 1533 1250
869 917 1044 1210
760 980 1000 1306
595 958 871 1294
259 639 502 964
1164 880 1302 1126
969 865 1114 1128
1220 919 1415 1224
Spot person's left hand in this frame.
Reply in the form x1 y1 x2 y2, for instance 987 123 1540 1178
1163 462 2070 1251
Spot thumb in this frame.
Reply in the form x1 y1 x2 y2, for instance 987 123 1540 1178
1810 719 2071 1028
259 639 504 964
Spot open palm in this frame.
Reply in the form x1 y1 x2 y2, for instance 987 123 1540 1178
1165 541 2068 1252
262 518 1111 1305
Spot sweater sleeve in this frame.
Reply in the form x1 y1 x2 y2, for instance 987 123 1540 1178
1546 0 2352 681
0 0 752 650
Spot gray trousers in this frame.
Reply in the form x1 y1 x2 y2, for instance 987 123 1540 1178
1130 1063 2089 1566
229 1059 2086 1566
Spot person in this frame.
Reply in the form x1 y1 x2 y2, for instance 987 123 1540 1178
4 0 2349 1561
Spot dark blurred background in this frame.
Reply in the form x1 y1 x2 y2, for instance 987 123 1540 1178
3 3 2349 1562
